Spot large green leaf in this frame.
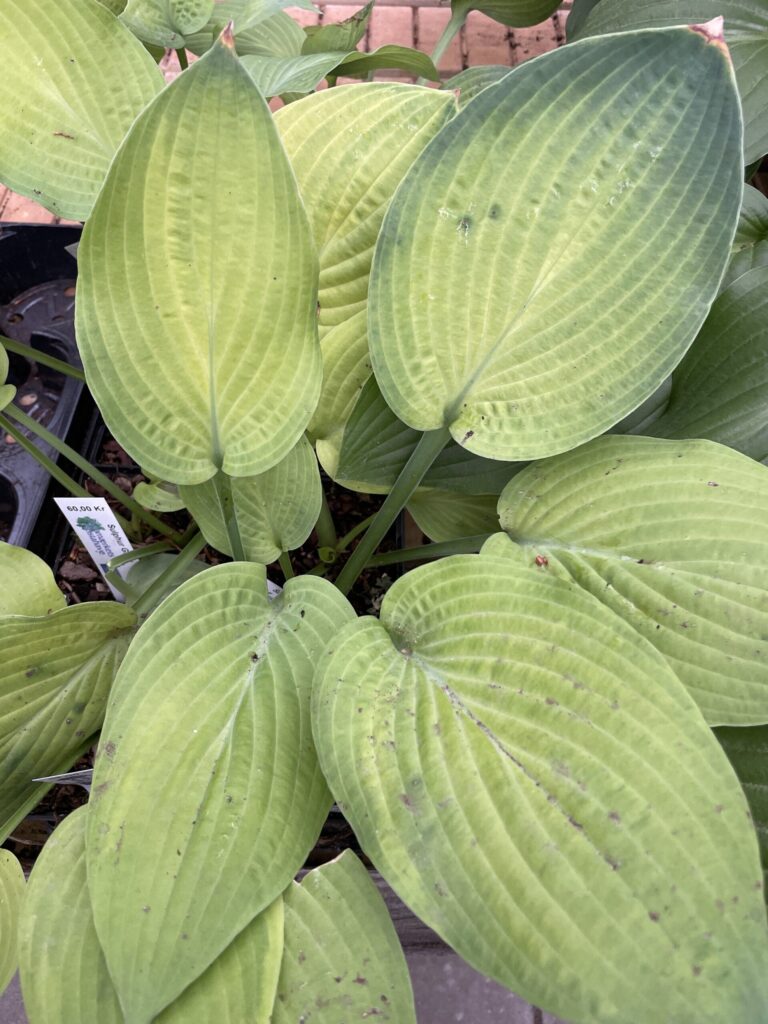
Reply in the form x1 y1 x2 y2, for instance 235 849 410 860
496 435 768 725
120 0 215 46
0 851 24 996
570 1 768 165
0 0 163 220
302 1 373 53
453 0 559 29
19 807 283 1024
368 27 742 461
275 85 455 449
180 435 322 562
86 563 354 1023
723 183 768 290
313 554 768 1023
76 33 321 486
242 52 349 95
0 543 65 617
715 725 768 899
274 851 416 1023
645 266 768 460
186 9 306 57
244 45 438 95
0 601 136 842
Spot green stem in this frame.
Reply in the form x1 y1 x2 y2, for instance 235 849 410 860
177 47 189 70
279 551 295 580
3 405 184 544
366 534 490 569
1 335 85 382
211 473 245 561
336 512 376 552
0 411 133 536
334 426 450 596
132 532 207 617
107 541 174 571
315 491 338 551
418 6 467 84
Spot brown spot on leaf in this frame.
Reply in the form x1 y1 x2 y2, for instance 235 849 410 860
353 975 367 985
609 810 621 823
707 480 719 487
53 131 74 139
104 741 116 760
649 911 660 922
692 965 702 977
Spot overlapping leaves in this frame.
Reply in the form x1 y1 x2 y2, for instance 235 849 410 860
76 33 321 485
313 554 768 1023
368 26 742 461
496 435 768 724
86 563 354 1022
0 545 136 842
0 0 163 220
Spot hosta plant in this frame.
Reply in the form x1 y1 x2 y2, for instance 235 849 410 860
0 0 768 1021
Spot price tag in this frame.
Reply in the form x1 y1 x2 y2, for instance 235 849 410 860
54 496 136 600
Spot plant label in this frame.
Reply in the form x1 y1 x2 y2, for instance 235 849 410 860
54 496 136 600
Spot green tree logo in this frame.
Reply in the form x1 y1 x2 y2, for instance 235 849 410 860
76 515 103 535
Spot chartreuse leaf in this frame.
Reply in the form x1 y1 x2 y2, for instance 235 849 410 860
243 46 438 96
329 377 515 495
715 725 768 899
273 851 416 1023
302 1 373 53
443 65 510 106
0 602 136 843
645 267 768 460
19 808 283 1024
86 563 354 1024
242 52 348 95
723 183 768 290
180 436 322 562
0 851 24 995
408 490 499 542
76 33 320 486
0 0 163 220
0 348 14 413
120 0 215 47
313 554 768 1023
133 480 186 513
570 0 768 165
369 27 742 462
497 435 768 725
337 46 439 81
453 0 559 29
275 85 455 450
0 544 65 616
185 6 308 56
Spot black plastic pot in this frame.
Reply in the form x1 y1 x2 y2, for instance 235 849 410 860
0 223 91 552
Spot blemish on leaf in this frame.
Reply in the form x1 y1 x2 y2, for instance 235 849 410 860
714 804 724 814
707 480 719 487
104 741 116 760
399 793 416 811
568 816 583 831
24 667 39 678
608 810 621 823
535 554 549 567
298 950 306 963
459 430 474 445
648 911 660 922
692 965 702 977
142 905 151 913
95 782 110 797
53 131 74 139
488 204 502 219
353 975 368 985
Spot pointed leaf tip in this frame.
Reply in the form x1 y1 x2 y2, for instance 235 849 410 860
689 16 731 61
220 20 236 50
